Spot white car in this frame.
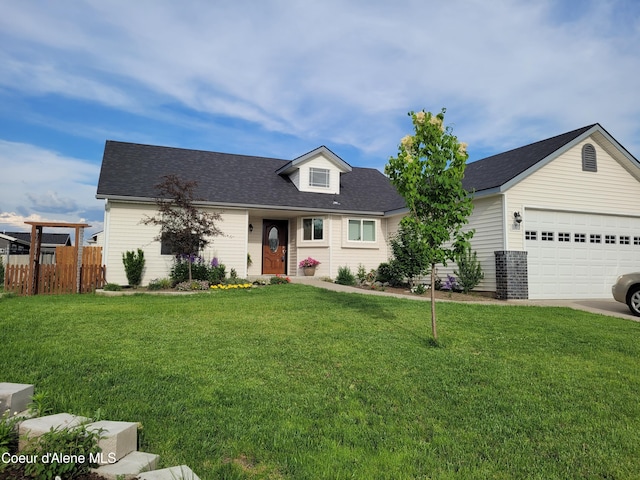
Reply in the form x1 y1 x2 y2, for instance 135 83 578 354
612 273 640 317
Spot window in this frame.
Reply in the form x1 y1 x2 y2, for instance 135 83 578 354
634 236 640 245
348 219 376 242
558 233 571 242
605 235 616 244
620 236 630 245
590 234 601 244
303 217 324 241
582 144 597 172
525 231 537 240
309 168 330 188
574 233 586 243
541 232 554 241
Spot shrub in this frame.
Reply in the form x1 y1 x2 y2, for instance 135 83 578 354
454 250 484 293
356 264 367 284
176 280 210 291
171 256 225 285
335 266 356 286
22 423 102 479
441 274 461 292
207 264 227 285
376 261 404 287
0 409 19 471
389 222 430 286
0 257 4 286
122 249 145 287
147 278 172 290
103 283 122 291
270 276 290 285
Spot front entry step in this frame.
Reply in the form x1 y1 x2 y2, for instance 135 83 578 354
91 450 160 480
86 420 138 464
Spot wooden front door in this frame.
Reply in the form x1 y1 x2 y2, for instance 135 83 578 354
262 220 288 275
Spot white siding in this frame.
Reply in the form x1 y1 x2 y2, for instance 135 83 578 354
104 201 247 285
437 195 504 291
297 155 342 194
506 138 640 250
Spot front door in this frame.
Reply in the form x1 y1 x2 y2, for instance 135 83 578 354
262 220 288 275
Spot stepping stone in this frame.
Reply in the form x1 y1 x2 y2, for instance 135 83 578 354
136 465 200 480
91 451 160 480
18 413 89 450
0 382 34 415
86 420 137 464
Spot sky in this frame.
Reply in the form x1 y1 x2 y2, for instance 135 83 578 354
1 0 639 240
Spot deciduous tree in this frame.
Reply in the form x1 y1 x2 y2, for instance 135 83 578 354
385 109 474 340
141 175 223 282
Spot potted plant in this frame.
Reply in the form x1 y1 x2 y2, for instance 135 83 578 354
299 257 320 276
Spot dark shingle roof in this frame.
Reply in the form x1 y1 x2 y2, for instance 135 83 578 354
463 124 597 193
96 141 406 214
3 232 71 246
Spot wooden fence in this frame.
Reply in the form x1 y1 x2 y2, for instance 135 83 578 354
3 246 105 295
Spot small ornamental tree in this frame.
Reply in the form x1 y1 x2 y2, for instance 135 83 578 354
385 109 474 340
141 174 223 282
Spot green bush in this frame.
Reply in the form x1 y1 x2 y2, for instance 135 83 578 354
122 249 145 287
335 266 356 286
103 283 122 291
376 260 404 287
270 276 290 285
208 265 227 285
454 250 484 294
0 257 4 286
147 278 172 290
171 257 226 285
22 424 102 479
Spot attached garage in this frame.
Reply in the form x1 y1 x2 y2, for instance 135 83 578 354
525 209 640 299
463 123 640 300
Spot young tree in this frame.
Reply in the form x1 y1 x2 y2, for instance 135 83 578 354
141 175 223 282
385 109 474 340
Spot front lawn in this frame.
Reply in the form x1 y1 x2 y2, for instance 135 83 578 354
1 285 639 479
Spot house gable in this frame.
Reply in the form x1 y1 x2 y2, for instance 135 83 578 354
275 146 352 195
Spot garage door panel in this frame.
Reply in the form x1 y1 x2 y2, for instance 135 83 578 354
526 209 640 299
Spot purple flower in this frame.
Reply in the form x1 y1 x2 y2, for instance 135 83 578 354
211 257 219 267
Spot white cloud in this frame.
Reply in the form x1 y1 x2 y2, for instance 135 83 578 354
0 140 102 233
0 0 639 161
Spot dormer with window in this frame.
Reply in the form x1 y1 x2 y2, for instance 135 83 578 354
276 146 352 194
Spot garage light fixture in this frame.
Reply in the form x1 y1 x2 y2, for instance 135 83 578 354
514 212 523 224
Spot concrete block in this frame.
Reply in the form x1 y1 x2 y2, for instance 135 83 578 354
0 382 34 415
92 451 159 480
86 420 137 464
136 465 201 480
18 413 90 450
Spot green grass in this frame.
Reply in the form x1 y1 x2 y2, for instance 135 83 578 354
1 285 639 479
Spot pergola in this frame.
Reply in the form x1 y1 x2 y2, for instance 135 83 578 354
25 221 90 296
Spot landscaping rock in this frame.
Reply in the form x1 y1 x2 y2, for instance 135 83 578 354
86 420 138 464
91 450 160 480
0 382 33 415
18 412 90 450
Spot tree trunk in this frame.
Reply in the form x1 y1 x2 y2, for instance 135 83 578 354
430 264 437 340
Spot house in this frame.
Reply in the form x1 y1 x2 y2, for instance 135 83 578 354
96 142 406 285
0 231 72 265
96 123 640 299
459 123 640 300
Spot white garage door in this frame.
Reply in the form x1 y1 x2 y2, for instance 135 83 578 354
525 209 640 299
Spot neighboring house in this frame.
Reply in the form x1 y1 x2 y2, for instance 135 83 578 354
96 123 640 299
96 142 406 286
459 123 640 299
0 231 72 265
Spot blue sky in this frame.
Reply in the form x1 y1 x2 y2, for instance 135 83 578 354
1 0 639 239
